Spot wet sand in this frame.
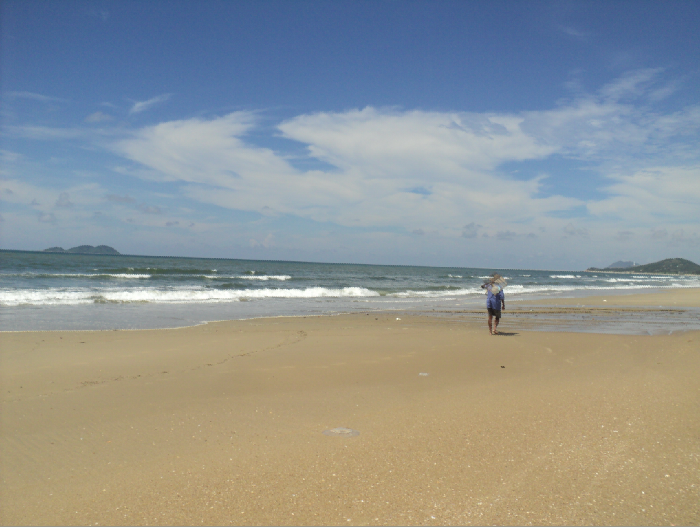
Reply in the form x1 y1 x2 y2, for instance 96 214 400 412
519 287 700 308
2 289 699 525
437 288 700 335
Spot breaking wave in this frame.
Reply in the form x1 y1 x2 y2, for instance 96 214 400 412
0 286 379 306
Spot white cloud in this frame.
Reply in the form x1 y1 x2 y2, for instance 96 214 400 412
279 107 557 174
128 94 171 115
523 76 700 163
588 165 700 224
0 179 105 215
107 73 700 246
1 179 61 210
6 69 699 265
112 107 584 238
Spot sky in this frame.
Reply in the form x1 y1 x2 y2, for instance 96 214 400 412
1 0 699 270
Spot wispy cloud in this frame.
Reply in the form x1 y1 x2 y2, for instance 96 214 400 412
5 125 86 141
88 7 109 21
128 94 171 115
5 91 67 103
37 212 57 224
0 150 22 163
105 194 136 204
615 231 634 242
461 223 481 239
598 68 663 102
563 223 589 238
588 165 700 223
558 25 589 38
138 204 162 215
496 230 518 240
55 192 74 208
85 111 113 123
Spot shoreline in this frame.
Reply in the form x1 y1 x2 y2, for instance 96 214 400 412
3 288 699 336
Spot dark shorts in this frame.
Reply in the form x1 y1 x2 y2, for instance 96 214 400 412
487 307 501 319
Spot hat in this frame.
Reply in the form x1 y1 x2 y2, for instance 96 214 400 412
490 284 501 295
490 273 507 287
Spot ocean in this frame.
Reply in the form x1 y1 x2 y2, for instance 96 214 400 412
2 250 699 332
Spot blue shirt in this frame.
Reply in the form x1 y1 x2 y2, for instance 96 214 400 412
486 285 504 310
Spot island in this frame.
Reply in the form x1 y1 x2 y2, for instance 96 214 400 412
587 257 700 275
43 245 120 255
605 260 636 269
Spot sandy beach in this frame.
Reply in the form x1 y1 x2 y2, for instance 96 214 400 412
2 289 699 525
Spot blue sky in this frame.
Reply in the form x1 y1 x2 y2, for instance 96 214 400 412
1 0 699 269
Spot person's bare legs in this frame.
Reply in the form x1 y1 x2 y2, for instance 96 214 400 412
488 313 493 335
493 316 500 335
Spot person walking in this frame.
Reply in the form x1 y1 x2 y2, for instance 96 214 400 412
481 273 505 335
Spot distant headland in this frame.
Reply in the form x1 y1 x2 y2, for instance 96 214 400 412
587 257 700 275
43 245 120 255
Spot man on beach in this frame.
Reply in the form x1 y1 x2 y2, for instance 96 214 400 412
481 273 505 335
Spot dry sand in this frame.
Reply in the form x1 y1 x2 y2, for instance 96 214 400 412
1 289 699 525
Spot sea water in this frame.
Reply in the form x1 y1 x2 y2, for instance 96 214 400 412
1 250 699 331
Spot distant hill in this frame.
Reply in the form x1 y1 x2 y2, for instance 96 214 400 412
606 260 636 269
44 245 120 255
630 258 700 274
588 257 700 275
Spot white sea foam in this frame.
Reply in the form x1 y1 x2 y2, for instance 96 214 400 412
0 290 96 306
391 288 483 298
105 273 151 279
385 281 690 299
5 272 152 279
503 283 699 295
238 275 292 281
549 275 580 279
0 286 379 306
200 274 291 280
604 276 670 283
